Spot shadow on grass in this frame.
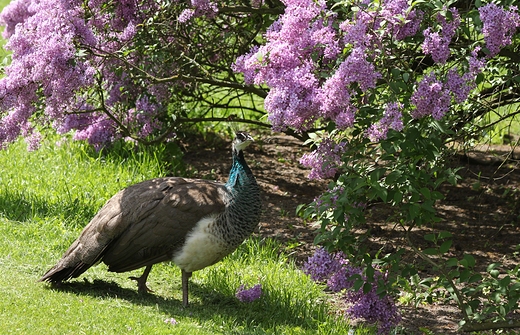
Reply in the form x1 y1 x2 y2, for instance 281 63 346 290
45 278 328 331
0 189 96 226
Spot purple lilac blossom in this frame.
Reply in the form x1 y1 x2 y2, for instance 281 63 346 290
0 0 166 149
411 47 485 120
235 284 262 302
366 102 404 142
178 0 218 22
381 0 423 40
73 115 118 151
0 0 93 147
24 129 42 151
0 0 34 39
445 48 485 103
410 72 450 120
235 0 373 132
341 0 421 47
421 8 460 63
317 47 380 129
129 96 164 138
302 247 345 281
303 248 401 334
178 9 195 22
346 280 402 335
479 4 520 57
234 0 385 132
300 138 347 180
191 0 218 18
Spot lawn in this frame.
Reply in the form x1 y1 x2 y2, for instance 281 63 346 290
0 136 362 335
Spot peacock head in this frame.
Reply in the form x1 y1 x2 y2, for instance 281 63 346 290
233 132 254 154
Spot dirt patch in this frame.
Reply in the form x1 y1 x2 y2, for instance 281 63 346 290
182 132 520 334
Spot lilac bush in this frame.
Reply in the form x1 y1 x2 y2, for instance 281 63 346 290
299 138 346 180
479 3 520 56
0 0 275 150
235 0 520 330
234 0 519 173
421 8 460 64
303 248 401 334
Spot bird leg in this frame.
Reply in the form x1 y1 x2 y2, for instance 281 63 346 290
181 269 192 307
129 265 153 293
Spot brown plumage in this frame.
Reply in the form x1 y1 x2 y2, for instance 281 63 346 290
39 132 261 306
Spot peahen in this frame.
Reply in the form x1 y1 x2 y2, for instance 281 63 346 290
39 132 262 306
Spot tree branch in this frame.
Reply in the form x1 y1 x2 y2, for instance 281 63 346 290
461 320 520 332
177 116 271 128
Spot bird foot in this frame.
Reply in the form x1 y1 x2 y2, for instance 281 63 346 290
129 276 154 294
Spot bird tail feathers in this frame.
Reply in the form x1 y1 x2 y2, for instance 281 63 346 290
39 262 92 283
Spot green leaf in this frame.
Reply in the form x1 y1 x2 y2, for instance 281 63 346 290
487 262 500 272
438 231 453 240
423 248 438 255
459 269 471 282
385 171 401 185
499 276 511 287
420 187 431 199
353 278 364 291
446 257 458 268
468 274 482 284
391 68 401 79
363 282 372 294
393 190 403 204
408 203 420 220
439 240 453 254
424 233 435 242
490 269 500 278
460 254 476 268
366 265 375 281
370 168 387 183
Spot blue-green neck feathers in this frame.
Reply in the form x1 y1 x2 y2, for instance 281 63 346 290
226 149 255 189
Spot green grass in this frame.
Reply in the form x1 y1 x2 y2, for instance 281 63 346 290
479 102 520 145
0 136 362 335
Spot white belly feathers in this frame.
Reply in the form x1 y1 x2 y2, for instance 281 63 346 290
172 215 228 273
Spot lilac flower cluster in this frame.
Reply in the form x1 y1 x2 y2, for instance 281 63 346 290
303 248 401 334
234 0 394 132
0 0 93 147
366 102 404 142
411 47 485 120
235 1 512 144
233 0 425 135
422 8 460 64
299 138 347 180
410 72 450 120
235 283 262 302
178 0 218 23
479 4 520 57
0 0 170 150
379 0 423 41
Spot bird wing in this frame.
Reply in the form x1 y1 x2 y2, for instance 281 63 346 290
102 178 229 272
40 177 228 282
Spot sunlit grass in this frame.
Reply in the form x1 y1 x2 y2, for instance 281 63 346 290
479 102 520 145
0 135 361 334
